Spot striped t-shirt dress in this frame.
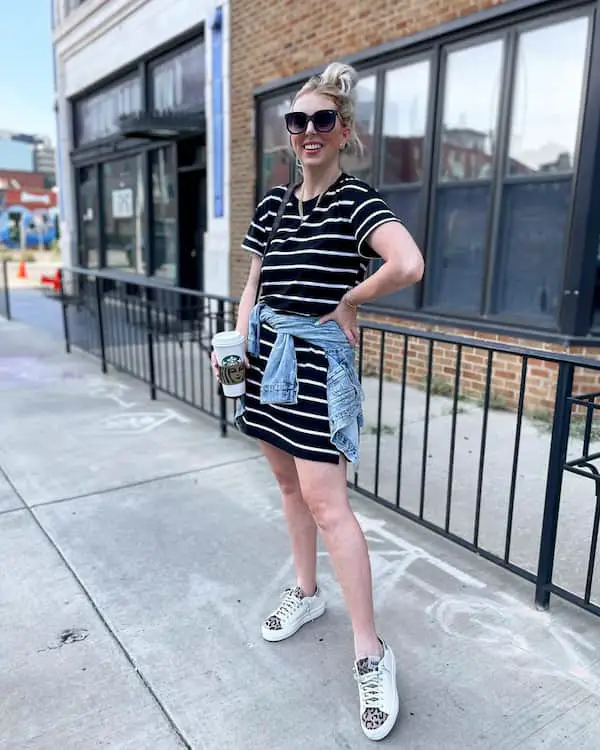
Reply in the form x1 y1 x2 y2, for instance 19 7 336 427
240 172 401 464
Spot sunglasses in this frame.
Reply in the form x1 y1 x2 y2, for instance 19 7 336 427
284 109 338 134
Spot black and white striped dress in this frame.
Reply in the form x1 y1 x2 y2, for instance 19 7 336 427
240 172 401 464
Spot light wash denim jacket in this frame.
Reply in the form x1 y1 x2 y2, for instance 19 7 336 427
235 302 364 463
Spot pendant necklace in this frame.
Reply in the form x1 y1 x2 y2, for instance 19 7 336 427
298 171 342 223
298 188 323 223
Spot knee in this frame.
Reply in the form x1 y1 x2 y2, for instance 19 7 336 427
303 487 348 534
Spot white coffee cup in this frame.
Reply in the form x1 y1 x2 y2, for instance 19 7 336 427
211 330 246 398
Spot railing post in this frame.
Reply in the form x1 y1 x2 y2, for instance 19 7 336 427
2 259 11 320
95 277 107 374
145 288 157 401
535 360 574 610
59 268 71 354
216 299 228 437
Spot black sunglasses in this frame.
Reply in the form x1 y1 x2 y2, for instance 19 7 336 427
284 109 338 134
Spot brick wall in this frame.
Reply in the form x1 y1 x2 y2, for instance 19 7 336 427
359 312 600 417
229 0 600 411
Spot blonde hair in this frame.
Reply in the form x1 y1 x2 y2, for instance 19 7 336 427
294 62 364 157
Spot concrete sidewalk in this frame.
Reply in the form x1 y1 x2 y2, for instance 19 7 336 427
2 317 600 750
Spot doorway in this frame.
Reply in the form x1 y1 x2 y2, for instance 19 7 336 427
177 135 207 291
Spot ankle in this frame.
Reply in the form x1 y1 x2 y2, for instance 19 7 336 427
354 634 383 661
298 581 317 597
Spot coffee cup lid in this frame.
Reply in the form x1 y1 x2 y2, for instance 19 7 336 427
211 330 245 348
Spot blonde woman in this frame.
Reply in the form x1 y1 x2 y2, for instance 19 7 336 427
213 62 423 740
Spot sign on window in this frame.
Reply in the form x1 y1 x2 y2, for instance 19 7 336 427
112 188 134 219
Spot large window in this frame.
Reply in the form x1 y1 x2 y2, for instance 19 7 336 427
150 147 177 281
75 76 142 146
259 96 294 196
379 58 432 309
342 75 377 181
256 9 593 332
426 38 504 312
492 16 589 322
102 156 145 273
150 42 205 112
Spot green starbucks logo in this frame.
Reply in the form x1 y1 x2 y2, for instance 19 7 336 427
221 354 245 385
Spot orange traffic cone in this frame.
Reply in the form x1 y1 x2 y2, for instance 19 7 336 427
16 259 27 279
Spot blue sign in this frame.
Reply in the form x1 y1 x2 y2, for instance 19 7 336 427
211 7 224 219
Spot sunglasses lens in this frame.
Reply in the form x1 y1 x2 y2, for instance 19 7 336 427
314 110 337 132
285 112 308 134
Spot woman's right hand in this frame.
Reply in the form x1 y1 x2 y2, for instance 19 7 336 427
211 350 221 382
210 345 250 382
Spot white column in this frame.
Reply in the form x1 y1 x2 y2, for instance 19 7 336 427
56 55 77 268
202 2 230 297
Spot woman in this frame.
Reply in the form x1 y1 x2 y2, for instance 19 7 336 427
212 62 423 741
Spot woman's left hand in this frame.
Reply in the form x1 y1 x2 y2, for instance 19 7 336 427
318 298 359 346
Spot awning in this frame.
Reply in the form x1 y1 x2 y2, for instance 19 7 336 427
118 110 205 140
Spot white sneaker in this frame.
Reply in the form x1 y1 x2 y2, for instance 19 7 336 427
353 638 399 741
261 585 326 642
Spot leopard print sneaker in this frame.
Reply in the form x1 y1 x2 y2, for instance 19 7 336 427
261 585 326 642
353 638 399 741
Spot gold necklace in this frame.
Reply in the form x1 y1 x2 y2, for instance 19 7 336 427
298 171 342 222
298 188 323 222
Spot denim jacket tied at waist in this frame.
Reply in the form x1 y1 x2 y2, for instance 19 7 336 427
236 302 364 464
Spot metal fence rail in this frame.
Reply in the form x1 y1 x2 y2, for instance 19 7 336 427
3 264 600 618
352 322 600 618
59 267 239 435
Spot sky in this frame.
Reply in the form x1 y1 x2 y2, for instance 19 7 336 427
1 0 55 141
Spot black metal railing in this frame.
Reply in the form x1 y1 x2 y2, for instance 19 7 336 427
58 267 239 435
352 323 600 617
3 264 599 618
0 259 11 320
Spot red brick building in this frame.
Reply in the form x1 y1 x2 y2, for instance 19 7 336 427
229 0 600 410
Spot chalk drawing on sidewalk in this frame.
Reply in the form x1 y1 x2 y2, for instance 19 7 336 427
428 592 600 697
85 378 137 409
92 408 190 435
354 512 486 590
249 508 600 700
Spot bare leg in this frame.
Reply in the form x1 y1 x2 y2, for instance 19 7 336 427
294 455 381 660
259 440 318 595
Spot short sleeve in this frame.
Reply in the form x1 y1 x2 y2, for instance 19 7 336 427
350 187 402 259
241 187 286 258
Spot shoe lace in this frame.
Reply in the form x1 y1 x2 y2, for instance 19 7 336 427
355 666 384 708
274 588 303 621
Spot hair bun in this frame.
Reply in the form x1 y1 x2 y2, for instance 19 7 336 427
319 62 359 97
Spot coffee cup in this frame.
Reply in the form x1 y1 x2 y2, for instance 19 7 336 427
211 330 246 398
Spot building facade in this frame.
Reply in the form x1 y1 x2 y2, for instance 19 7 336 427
229 0 600 408
52 0 230 294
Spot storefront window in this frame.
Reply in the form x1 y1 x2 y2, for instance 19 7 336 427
492 16 590 321
259 96 294 196
77 166 99 268
102 156 145 273
382 60 430 186
342 75 377 182
75 76 142 146
150 147 177 281
427 38 504 313
151 41 205 112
